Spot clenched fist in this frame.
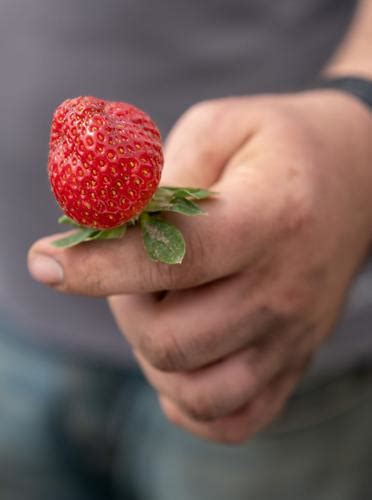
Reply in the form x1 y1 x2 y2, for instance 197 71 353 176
29 90 372 443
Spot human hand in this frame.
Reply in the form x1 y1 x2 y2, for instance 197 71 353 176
28 90 372 443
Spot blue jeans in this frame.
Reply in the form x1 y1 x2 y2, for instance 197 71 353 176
1 322 372 500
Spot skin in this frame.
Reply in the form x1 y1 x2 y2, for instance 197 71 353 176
29 1 372 444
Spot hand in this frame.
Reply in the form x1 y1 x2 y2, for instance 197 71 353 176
28 90 372 443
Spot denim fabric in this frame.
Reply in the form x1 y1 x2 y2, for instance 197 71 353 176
0 326 141 500
1 323 372 500
126 375 372 500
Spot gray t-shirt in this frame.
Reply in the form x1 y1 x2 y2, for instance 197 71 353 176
1 0 370 374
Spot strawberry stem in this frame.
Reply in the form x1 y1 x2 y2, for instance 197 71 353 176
52 186 216 263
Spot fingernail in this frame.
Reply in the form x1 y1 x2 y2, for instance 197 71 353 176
28 254 64 285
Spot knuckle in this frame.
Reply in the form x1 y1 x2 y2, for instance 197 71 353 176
147 260 179 291
183 99 225 126
179 388 220 422
263 104 306 136
258 297 303 331
276 185 314 240
249 301 296 335
139 326 186 372
173 99 231 168
181 226 209 282
257 104 295 131
271 272 318 324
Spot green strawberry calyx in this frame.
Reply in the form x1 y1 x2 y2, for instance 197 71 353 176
52 186 216 265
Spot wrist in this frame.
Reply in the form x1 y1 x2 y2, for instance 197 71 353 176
309 75 372 112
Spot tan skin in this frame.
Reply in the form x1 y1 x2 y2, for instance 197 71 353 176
29 1 372 444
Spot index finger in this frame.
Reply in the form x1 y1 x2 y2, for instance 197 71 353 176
28 170 273 297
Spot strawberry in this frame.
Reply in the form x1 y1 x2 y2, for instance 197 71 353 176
49 96 215 264
48 96 163 229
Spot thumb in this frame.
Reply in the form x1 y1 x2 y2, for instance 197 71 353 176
161 97 259 187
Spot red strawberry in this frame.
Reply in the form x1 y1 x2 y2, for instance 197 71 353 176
48 96 163 229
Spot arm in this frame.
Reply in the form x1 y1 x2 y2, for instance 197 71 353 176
325 0 372 79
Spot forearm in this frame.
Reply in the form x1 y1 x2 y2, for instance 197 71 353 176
324 0 372 78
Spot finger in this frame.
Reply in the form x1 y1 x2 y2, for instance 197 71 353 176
159 365 306 444
28 162 276 296
108 270 296 372
161 97 258 186
134 326 314 421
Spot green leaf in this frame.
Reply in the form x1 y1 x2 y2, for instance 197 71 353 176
52 225 127 248
146 197 204 216
52 228 96 248
159 186 216 200
85 225 127 241
144 199 173 213
140 214 186 264
168 197 205 216
53 184 214 255
145 191 208 215
58 215 80 227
